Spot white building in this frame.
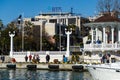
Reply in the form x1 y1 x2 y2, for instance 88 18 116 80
83 12 120 63
24 12 81 37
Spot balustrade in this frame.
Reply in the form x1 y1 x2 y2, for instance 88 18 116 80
84 43 120 51
12 51 66 55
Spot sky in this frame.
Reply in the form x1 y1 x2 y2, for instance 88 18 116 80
0 0 98 25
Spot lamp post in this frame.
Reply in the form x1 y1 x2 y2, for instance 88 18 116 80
59 13 62 52
9 31 15 58
65 28 72 57
18 15 24 51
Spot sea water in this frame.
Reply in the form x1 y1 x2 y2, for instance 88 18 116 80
0 69 93 80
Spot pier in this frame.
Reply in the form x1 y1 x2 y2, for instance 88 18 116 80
0 63 87 71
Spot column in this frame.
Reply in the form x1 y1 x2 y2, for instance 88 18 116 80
57 19 59 23
106 33 108 43
78 17 81 32
64 19 66 25
95 27 98 41
66 17 68 26
111 27 114 44
91 27 94 43
118 27 120 42
76 16 78 26
103 27 106 43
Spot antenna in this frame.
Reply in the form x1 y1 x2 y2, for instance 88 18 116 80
71 7 73 14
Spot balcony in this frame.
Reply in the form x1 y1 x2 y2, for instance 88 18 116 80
84 43 120 51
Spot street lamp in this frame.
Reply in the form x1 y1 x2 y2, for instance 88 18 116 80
65 28 72 57
18 15 24 51
9 31 15 58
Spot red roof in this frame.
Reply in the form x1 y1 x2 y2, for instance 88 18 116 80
94 14 120 22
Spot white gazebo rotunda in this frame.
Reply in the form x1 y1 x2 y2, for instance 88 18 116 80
83 12 120 63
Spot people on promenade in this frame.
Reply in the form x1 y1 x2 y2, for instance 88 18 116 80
25 55 28 62
63 55 67 63
29 54 32 62
1 55 5 63
101 54 106 63
46 54 50 63
36 54 40 63
63 55 65 63
101 53 110 63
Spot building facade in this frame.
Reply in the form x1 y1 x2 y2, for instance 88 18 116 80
24 12 89 51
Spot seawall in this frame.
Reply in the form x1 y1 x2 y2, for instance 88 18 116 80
0 63 87 71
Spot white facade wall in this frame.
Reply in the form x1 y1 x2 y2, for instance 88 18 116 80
25 13 82 37
45 23 56 36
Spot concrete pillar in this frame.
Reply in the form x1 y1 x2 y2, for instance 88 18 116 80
9 31 15 58
78 17 81 32
118 27 120 42
91 28 94 43
64 19 66 25
103 27 106 43
57 19 59 23
111 27 114 44
66 17 68 26
95 27 98 41
76 16 78 26
106 33 108 43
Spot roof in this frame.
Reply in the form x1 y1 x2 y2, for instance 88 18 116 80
94 13 120 22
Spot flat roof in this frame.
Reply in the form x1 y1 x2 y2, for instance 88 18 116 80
39 12 72 16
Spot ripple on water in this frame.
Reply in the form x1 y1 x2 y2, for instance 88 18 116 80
0 69 93 80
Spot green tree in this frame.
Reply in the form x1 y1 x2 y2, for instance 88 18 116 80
0 19 3 30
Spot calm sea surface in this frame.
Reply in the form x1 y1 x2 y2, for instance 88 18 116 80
0 69 93 80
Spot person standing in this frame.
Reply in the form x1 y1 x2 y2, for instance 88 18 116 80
46 54 50 63
25 55 28 62
36 54 40 63
29 54 32 62
1 55 5 63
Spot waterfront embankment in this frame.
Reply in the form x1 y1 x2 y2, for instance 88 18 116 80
0 62 88 71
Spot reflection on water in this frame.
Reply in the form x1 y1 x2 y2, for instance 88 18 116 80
0 69 93 80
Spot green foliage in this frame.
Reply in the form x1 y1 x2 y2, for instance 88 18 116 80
0 18 83 54
71 54 80 63
88 35 91 40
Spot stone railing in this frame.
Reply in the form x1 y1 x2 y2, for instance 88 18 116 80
84 43 120 51
12 51 66 62
13 51 66 55
69 46 81 52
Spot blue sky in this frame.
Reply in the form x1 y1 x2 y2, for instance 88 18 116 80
0 0 98 25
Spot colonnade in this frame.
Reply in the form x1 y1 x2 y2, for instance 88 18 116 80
91 26 120 44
